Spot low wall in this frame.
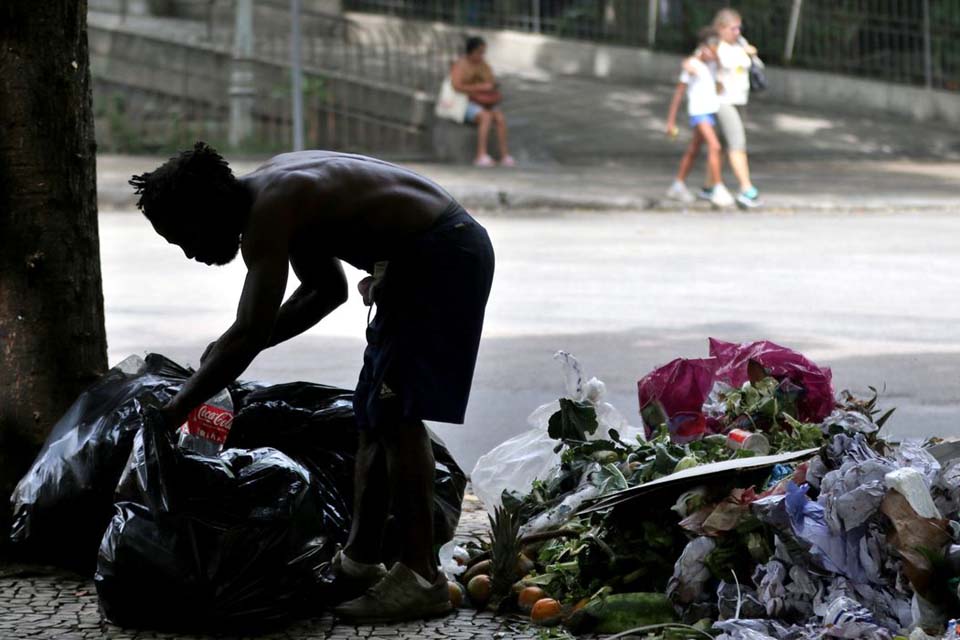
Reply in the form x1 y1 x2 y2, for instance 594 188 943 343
347 12 960 126
87 18 435 156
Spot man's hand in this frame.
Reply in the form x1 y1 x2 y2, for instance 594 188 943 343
158 403 188 432
358 276 376 306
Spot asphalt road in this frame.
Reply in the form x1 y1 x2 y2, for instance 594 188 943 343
101 207 960 474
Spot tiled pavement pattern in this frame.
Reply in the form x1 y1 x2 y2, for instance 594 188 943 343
0 495 585 640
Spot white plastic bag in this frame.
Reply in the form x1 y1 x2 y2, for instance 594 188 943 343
438 540 469 581
470 351 641 509
434 76 469 123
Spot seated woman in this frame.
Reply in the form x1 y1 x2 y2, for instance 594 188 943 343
449 36 514 167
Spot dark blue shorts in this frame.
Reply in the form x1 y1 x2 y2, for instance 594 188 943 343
354 203 494 430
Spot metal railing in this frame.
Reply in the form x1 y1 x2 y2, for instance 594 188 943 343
343 0 959 91
88 0 464 155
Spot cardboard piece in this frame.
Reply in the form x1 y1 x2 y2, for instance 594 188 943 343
579 448 819 515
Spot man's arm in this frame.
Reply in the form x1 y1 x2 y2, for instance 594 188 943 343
266 257 348 348
161 223 289 428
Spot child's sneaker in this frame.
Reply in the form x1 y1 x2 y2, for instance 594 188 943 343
736 186 761 209
710 183 735 208
665 180 696 204
697 186 714 201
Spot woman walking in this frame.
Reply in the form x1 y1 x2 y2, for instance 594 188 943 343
713 8 761 208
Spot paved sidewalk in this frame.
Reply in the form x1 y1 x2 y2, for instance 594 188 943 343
0 495 579 640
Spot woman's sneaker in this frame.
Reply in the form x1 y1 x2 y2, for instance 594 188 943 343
665 180 696 204
697 186 714 201
736 187 761 209
710 183 735 208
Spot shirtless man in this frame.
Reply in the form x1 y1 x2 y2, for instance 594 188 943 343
130 142 494 622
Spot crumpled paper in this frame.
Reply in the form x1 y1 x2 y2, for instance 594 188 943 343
667 536 717 605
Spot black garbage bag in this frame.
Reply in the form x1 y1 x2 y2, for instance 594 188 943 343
227 382 468 554
10 353 467 576
8 354 195 571
96 410 332 631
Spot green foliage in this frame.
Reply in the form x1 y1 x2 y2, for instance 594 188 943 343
548 399 599 442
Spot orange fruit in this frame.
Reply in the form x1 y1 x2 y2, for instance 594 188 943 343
530 598 562 625
518 586 547 612
448 581 464 608
467 574 492 609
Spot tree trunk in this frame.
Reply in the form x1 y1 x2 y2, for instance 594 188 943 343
0 1 108 543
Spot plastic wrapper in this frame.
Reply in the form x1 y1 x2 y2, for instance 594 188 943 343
438 540 468 580
709 338 834 423
519 471 600 537
95 411 332 631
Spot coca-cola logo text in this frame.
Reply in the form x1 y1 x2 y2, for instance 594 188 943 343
185 403 234 444
195 405 234 429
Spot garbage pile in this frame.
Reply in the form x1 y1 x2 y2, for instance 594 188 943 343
464 340 960 639
9 354 466 631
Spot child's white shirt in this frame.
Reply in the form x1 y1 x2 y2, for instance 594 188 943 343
679 57 719 117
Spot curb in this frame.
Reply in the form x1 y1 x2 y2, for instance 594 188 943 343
97 184 960 215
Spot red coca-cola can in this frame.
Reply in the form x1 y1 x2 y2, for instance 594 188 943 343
185 403 234 445
726 428 770 455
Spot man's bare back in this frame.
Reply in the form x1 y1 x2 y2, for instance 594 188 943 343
241 151 454 268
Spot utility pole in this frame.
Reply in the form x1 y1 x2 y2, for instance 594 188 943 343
922 0 933 89
647 0 657 48
229 0 255 147
784 0 802 63
291 0 305 151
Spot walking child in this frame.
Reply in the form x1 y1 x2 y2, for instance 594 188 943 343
664 28 735 208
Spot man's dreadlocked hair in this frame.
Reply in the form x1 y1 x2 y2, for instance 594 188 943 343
129 141 248 229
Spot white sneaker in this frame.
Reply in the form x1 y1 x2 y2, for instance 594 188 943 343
665 180 696 204
710 183 735 208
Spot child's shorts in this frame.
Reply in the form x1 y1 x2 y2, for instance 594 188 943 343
689 113 717 128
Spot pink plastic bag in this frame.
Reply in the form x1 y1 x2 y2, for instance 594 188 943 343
709 338 834 423
637 357 719 440
637 340 835 442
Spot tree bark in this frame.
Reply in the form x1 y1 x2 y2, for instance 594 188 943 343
0 1 108 543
